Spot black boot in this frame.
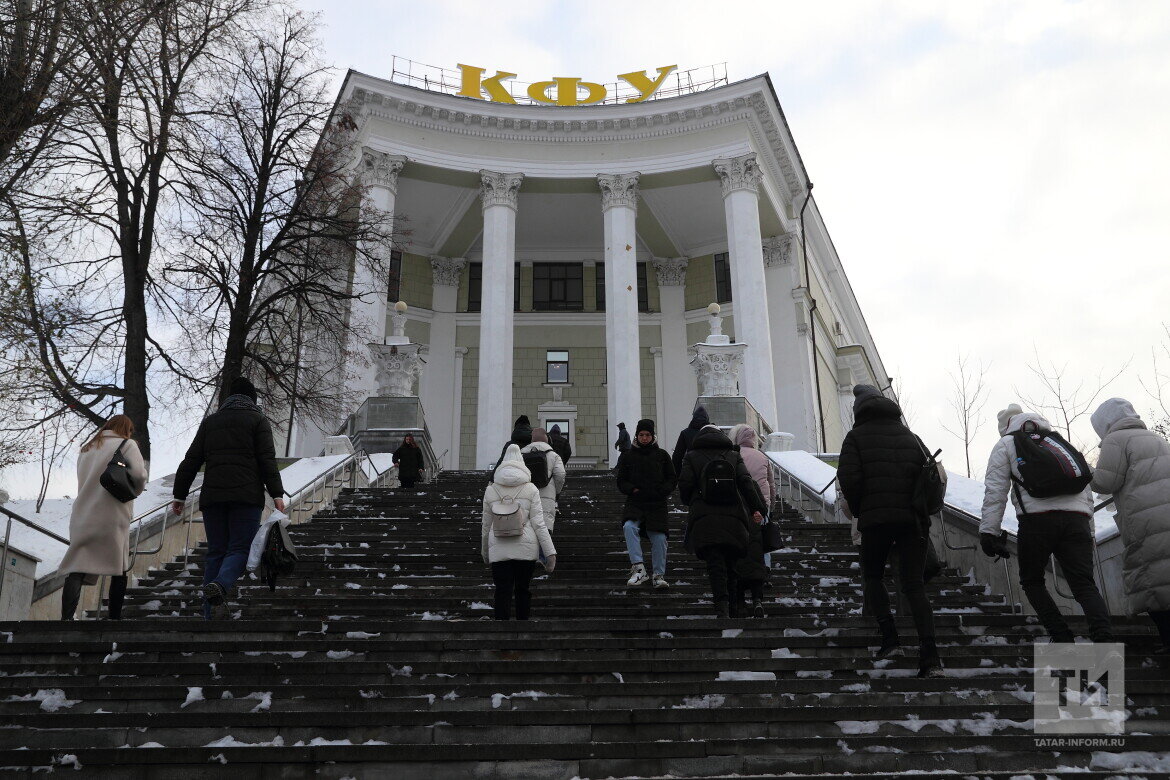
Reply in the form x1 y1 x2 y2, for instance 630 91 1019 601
875 619 901 659
752 597 765 619
714 600 730 619
917 638 944 678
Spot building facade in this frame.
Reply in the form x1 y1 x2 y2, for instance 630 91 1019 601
285 67 891 469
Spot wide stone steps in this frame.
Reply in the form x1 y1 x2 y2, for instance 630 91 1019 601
0 470 1165 777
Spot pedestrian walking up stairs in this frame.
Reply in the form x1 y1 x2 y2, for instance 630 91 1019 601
0 471 1167 778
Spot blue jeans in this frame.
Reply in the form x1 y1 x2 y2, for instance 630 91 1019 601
623 520 667 576
202 503 262 619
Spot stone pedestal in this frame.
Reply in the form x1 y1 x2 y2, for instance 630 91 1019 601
368 343 426 398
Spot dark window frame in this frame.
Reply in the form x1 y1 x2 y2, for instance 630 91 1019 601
467 262 482 312
546 350 569 383
386 250 403 302
532 263 584 312
714 252 733 303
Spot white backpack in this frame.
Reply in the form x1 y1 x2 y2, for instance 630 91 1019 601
490 492 528 537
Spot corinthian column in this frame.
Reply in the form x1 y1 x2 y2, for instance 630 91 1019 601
354 148 405 400
420 256 465 469
475 170 523 468
652 256 694 442
713 153 777 426
763 233 818 449
598 172 642 467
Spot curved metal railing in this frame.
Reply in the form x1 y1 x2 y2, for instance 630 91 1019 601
0 505 70 608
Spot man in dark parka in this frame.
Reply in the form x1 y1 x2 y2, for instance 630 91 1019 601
616 419 677 588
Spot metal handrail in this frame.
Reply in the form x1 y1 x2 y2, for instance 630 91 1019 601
0 504 70 608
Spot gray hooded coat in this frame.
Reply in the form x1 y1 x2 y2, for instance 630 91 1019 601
1090 398 1170 615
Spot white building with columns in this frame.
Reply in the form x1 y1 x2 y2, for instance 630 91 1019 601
284 67 892 469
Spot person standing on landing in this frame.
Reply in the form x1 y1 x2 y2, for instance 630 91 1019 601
678 425 767 618
481 444 557 620
59 415 148 620
1089 398 1170 653
980 403 1113 645
173 376 285 620
837 384 943 677
616 419 677 588
392 434 425 490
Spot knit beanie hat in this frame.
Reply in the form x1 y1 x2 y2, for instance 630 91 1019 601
635 419 655 436
997 404 1023 436
515 415 530 427
230 376 257 401
851 384 882 413
531 427 548 443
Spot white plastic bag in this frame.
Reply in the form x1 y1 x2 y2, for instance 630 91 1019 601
247 509 290 572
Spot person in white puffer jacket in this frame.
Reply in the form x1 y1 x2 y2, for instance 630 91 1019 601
519 428 567 531
481 444 557 620
980 404 1113 643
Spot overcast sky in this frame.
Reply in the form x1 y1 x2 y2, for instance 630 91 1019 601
8 0 1168 501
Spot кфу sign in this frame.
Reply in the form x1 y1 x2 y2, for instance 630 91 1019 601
457 64 678 106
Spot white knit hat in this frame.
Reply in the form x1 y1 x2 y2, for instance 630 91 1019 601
997 404 1023 435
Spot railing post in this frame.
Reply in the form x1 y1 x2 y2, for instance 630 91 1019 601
0 514 12 608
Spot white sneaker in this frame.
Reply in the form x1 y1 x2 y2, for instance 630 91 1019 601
652 574 669 589
626 564 649 587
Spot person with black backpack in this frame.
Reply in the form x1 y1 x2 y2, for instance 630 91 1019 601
678 424 767 618
837 384 943 677
520 428 566 531
616 419 677 588
980 404 1114 644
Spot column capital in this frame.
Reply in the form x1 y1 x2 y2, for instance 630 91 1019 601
430 256 466 287
762 234 796 268
713 153 762 197
360 148 407 193
651 256 688 286
479 170 524 211
597 172 640 211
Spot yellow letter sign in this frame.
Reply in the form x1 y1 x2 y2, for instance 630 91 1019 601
457 64 678 105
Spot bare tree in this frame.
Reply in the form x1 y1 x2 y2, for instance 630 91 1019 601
1017 346 1128 452
941 353 991 478
1140 323 1170 440
164 8 403 424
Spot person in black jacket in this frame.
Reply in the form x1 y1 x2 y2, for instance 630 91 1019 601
837 384 943 677
494 415 534 469
614 422 631 455
172 376 285 620
678 425 767 618
548 424 572 465
393 434 425 489
671 405 710 477
616 419 677 588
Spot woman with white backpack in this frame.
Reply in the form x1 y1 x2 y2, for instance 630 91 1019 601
481 444 558 620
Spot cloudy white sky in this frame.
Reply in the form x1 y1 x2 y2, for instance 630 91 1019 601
8 0 1168 501
295 0 1169 475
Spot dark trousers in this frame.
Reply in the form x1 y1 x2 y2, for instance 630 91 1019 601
1017 512 1113 642
202 502 262 620
400 473 417 489
61 573 126 620
699 545 741 613
1150 610 1170 647
860 523 936 643
491 559 536 620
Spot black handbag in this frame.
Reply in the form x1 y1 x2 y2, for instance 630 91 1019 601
99 441 136 503
761 517 785 553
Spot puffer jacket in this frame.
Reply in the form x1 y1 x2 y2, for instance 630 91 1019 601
836 394 927 531
672 406 711 477
519 442 566 531
481 446 556 564
678 427 767 556
732 425 775 507
1090 398 1170 614
980 411 1093 535
616 439 677 534
734 518 768 582
174 395 284 509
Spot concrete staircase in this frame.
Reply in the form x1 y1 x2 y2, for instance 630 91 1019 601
0 471 1167 778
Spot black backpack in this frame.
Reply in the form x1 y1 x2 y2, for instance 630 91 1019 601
522 450 551 489
1010 423 1092 499
911 436 948 519
259 522 298 592
698 454 738 505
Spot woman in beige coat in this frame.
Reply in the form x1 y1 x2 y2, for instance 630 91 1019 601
1091 398 1170 653
58 415 148 620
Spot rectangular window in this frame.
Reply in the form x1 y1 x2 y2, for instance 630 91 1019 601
714 251 733 303
386 250 403 302
532 263 583 311
515 263 521 312
467 262 482 312
637 263 649 313
546 350 569 383
595 264 605 311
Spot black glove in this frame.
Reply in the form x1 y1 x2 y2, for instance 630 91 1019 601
980 532 1010 559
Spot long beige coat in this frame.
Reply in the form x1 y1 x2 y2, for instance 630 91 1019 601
58 433 149 577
